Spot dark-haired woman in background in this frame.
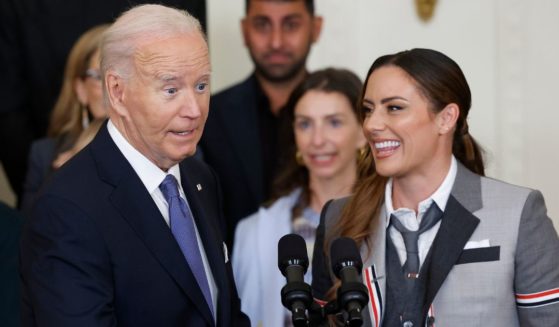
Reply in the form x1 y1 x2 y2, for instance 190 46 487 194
312 49 559 327
232 68 367 327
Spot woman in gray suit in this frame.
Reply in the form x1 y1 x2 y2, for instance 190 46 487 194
311 48 559 327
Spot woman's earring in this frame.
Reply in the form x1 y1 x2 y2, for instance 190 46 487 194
295 151 304 166
81 105 90 129
357 146 368 161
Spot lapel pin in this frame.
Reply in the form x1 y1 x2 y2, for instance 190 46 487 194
196 184 202 191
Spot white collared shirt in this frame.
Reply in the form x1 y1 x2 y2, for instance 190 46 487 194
107 120 218 320
385 156 458 269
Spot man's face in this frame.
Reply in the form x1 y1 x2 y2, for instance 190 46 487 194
108 33 210 170
242 0 322 82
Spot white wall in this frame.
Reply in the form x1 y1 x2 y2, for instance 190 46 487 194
208 0 559 226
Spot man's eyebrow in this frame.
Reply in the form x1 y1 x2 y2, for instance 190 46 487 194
155 73 178 83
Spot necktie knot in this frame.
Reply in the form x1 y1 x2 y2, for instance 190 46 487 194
159 174 180 202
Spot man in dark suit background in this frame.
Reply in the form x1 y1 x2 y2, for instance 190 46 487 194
19 4 249 326
200 0 323 246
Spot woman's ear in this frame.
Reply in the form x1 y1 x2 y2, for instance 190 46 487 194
437 103 459 135
74 79 88 106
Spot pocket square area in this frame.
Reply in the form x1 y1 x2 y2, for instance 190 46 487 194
464 239 490 249
456 246 500 265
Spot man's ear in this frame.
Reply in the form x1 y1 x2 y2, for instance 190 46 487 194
106 71 128 117
437 103 459 135
311 16 323 43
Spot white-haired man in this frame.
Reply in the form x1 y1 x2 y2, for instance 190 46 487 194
20 4 250 327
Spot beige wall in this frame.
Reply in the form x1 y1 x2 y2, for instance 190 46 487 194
208 0 559 226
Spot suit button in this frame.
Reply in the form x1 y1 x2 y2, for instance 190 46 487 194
403 321 413 327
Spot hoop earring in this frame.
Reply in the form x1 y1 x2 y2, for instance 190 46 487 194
295 151 304 166
357 146 368 162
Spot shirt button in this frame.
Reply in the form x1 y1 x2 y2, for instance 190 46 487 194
403 321 413 327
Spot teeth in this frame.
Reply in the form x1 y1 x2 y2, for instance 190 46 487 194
374 141 400 149
175 131 192 136
313 154 333 162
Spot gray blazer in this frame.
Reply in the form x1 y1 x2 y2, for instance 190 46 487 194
312 163 559 327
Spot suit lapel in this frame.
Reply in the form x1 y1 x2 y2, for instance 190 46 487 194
180 163 227 326
219 75 264 201
92 125 214 326
423 163 483 309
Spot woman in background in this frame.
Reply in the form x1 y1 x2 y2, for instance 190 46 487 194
21 24 109 213
312 48 559 327
232 68 366 327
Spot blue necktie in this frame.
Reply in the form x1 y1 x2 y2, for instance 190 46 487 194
159 174 214 317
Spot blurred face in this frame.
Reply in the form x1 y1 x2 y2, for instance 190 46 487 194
76 49 107 119
294 90 365 182
362 66 449 180
242 0 322 82
108 33 210 170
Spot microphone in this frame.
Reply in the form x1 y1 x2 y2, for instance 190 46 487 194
330 237 369 327
278 234 313 327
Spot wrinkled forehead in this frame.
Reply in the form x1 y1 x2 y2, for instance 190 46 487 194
133 33 210 78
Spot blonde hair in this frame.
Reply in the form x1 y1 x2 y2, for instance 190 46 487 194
101 4 205 85
52 119 104 169
48 24 109 144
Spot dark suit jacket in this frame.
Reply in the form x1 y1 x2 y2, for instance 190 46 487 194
20 124 249 327
20 137 57 215
0 202 23 327
201 74 270 245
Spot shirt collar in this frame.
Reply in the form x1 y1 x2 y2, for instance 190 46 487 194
107 119 181 194
384 156 457 224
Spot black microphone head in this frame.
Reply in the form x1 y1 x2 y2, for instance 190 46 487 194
330 237 363 278
278 234 309 277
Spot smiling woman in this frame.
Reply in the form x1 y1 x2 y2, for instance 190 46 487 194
311 48 559 327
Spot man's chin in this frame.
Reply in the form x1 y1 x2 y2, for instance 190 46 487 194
255 64 301 83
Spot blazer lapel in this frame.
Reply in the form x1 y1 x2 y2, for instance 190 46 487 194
423 163 483 309
180 164 227 326
92 125 214 326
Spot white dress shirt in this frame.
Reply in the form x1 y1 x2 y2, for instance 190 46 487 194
107 120 218 320
385 156 458 270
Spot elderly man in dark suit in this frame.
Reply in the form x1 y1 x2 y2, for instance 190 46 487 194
19 4 249 327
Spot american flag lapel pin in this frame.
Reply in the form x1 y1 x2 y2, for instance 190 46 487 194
196 184 202 191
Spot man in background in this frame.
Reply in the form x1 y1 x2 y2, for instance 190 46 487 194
20 5 248 326
201 0 322 245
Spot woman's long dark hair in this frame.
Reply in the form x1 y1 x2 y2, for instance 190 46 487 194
324 48 485 299
271 68 363 217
